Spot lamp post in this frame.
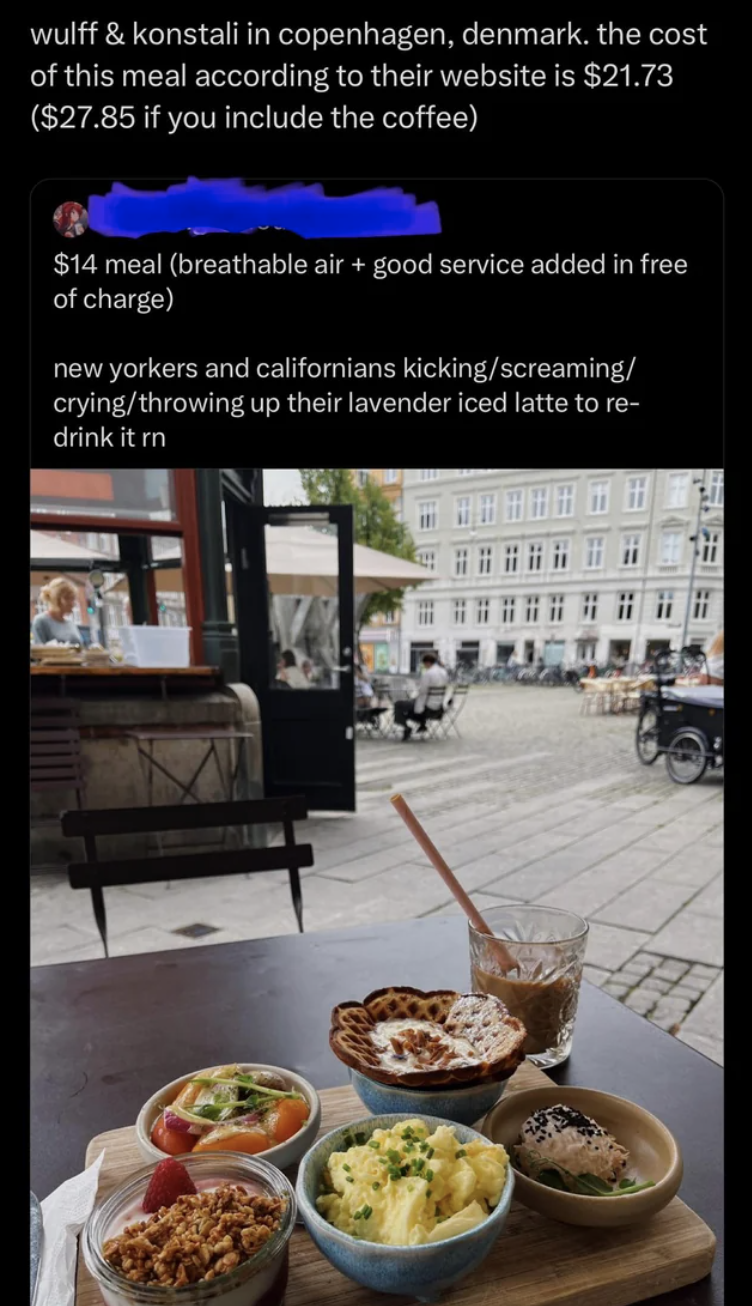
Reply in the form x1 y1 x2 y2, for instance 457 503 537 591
681 471 709 649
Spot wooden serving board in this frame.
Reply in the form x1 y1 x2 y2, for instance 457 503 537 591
76 1062 716 1306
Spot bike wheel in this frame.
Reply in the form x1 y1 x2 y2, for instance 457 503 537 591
666 730 709 785
635 709 660 765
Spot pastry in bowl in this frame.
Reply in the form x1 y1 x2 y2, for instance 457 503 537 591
329 987 526 1088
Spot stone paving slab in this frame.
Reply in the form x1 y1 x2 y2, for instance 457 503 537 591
648 909 724 967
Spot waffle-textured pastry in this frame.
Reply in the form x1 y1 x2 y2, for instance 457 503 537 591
329 986 527 1086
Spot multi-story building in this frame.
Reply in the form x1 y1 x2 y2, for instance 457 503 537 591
400 469 724 672
351 468 404 673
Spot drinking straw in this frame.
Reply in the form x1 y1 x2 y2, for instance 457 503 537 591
390 793 516 971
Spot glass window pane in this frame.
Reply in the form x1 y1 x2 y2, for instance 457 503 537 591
31 468 176 521
268 520 341 690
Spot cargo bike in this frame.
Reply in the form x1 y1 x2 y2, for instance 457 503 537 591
635 652 724 785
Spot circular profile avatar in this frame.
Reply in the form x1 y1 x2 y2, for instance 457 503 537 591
53 201 89 238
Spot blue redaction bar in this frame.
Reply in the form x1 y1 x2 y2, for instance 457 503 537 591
87 179 442 239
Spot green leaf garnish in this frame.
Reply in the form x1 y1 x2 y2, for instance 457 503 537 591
536 1169 568 1191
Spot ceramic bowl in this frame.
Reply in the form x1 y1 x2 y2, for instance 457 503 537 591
483 1085 682 1227
296 1112 514 1303
136 1063 321 1172
350 1067 506 1127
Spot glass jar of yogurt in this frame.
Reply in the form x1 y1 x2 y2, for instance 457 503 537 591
82 1152 296 1306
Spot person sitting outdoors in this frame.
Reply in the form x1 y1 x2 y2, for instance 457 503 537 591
32 577 82 645
276 649 310 688
393 652 448 740
354 665 376 708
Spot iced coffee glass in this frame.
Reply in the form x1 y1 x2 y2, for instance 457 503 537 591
469 905 588 1068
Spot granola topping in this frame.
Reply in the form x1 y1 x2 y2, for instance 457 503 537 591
102 1183 285 1288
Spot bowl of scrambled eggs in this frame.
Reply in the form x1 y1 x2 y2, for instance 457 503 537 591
296 1114 514 1301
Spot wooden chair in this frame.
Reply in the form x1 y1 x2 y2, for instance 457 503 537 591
61 797 313 957
30 699 86 814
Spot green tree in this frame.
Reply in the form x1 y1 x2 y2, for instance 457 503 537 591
299 470 417 636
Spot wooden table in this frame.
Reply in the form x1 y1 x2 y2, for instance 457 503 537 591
30 917 723 1304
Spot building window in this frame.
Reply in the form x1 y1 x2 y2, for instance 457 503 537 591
530 487 548 519
552 539 570 571
456 496 471 527
708 470 724 506
585 536 604 569
525 594 540 623
420 469 438 481
661 531 682 565
622 533 640 566
693 589 710 620
556 484 574 517
417 600 434 627
357 469 369 486
418 500 437 531
582 593 598 620
505 489 523 521
453 599 467 625
454 547 468 577
476 598 491 624
527 541 543 572
626 475 648 511
479 493 497 525
667 472 688 508
417 548 436 572
384 468 398 484
617 592 635 621
477 545 493 576
501 596 516 624
656 590 674 620
504 543 519 574
589 480 609 514
549 594 564 623
702 531 720 564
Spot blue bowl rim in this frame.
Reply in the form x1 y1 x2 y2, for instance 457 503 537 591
350 1068 505 1097
296 1112 515 1255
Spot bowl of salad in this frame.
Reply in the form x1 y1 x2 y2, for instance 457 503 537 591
136 1063 321 1172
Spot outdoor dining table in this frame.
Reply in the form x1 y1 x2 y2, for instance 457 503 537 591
30 916 723 1304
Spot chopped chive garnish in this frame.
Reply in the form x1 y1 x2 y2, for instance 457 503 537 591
419 1141 429 1153
455 1149 466 1159
425 1169 434 1182
378 1157 388 1165
353 1210 362 1220
363 1205 373 1219
387 1167 402 1180
346 1176 354 1184
401 1129 413 1139
367 1140 380 1150
372 1182 380 1190
387 1150 401 1164
427 1147 434 1159
413 1158 425 1172
426 1189 432 1198
400 1164 410 1177
343 1164 351 1172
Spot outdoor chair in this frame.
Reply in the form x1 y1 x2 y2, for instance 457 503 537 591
356 704 389 735
579 680 607 715
418 686 450 738
437 683 470 737
31 701 87 865
61 796 313 957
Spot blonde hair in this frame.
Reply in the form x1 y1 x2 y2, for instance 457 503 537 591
39 577 78 608
706 629 724 659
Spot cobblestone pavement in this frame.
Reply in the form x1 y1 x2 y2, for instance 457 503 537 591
30 686 723 1065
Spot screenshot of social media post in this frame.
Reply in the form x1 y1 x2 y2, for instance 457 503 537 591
28 17 726 1306
31 176 721 451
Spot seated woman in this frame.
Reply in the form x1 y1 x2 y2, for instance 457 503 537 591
354 665 376 708
32 577 82 645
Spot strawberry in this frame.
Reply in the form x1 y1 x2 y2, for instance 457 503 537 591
142 1158 197 1213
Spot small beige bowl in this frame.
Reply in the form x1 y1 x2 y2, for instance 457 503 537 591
136 1063 321 1172
483 1085 682 1227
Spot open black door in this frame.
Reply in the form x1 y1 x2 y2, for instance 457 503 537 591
227 502 356 811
